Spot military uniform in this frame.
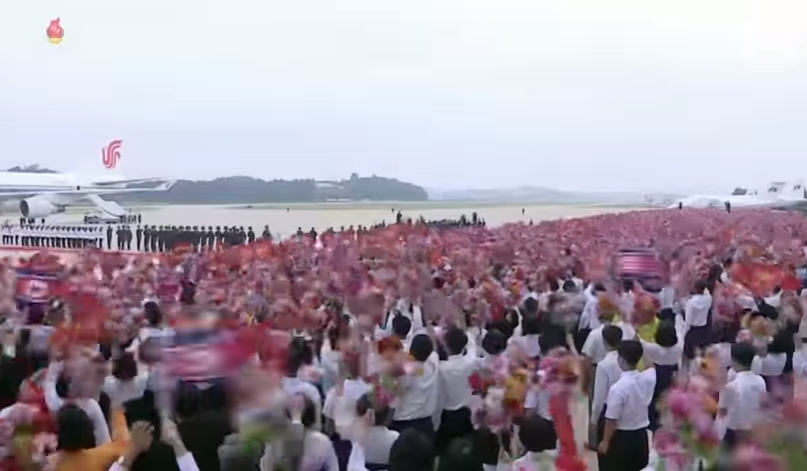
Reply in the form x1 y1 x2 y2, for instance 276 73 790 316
143 225 151 252
106 225 113 250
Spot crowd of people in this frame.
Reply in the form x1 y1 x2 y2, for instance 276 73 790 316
1 207 807 471
0 211 487 254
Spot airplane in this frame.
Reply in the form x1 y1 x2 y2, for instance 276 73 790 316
0 155 175 219
668 180 807 210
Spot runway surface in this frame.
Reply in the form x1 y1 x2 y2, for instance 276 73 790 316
7 202 644 239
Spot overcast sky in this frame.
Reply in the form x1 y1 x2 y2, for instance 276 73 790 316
1 0 807 193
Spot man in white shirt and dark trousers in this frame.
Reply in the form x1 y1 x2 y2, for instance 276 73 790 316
354 394 400 470
683 280 713 362
436 327 480 452
598 340 656 471
719 342 767 450
591 325 623 468
391 334 439 442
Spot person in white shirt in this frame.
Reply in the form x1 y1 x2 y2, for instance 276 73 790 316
391 334 440 441
436 327 481 451
718 343 767 450
583 320 637 366
281 338 322 430
104 352 150 405
353 395 399 470
576 283 605 353
639 321 681 432
507 313 541 360
683 280 713 361
511 413 559 471
791 335 807 378
590 325 623 462
389 314 414 351
753 329 791 393
599 340 656 471
291 394 340 471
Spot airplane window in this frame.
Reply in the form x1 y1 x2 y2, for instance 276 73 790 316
76 185 81 190
768 187 778 192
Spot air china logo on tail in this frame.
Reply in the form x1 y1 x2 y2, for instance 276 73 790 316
102 139 123 169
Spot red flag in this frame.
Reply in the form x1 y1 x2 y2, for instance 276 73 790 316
731 262 785 297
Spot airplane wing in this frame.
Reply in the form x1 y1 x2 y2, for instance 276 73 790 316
0 180 176 198
90 177 173 187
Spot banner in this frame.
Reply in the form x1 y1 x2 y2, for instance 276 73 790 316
162 330 246 383
15 269 65 304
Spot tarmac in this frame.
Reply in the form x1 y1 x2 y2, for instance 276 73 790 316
2 202 644 240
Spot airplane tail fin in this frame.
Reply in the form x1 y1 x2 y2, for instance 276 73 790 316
764 181 787 199
787 179 806 199
101 140 123 171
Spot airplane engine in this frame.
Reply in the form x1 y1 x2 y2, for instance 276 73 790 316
19 196 63 218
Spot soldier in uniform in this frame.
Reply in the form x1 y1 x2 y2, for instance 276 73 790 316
158 225 166 252
214 226 222 247
106 225 113 250
309 226 318 242
262 225 272 240
247 226 255 244
126 226 134 250
238 226 246 245
32 225 40 247
143 225 151 252
136 225 143 251
191 225 200 252
206 226 215 251
221 227 233 248
115 226 122 250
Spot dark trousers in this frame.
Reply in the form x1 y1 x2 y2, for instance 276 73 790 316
390 416 435 442
332 437 352 471
575 327 591 355
722 428 749 451
600 427 649 471
436 407 473 452
684 324 711 359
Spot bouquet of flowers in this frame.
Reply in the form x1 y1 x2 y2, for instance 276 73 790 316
653 356 720 470
633 291 660 341
469 355 512 432
749 376 807 470
539 349 585 471
0 403 57 471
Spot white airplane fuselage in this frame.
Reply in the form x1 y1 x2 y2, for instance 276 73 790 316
668 180 806 210
0 171 174 218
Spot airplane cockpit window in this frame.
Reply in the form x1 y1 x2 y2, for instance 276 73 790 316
768 186 779 193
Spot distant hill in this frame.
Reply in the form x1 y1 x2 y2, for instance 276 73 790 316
4 167 429 203
427 186 681 205
6 165 58 174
